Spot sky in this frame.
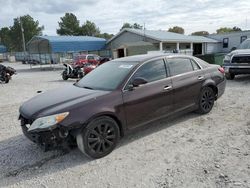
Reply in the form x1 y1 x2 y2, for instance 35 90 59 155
0 0 250 36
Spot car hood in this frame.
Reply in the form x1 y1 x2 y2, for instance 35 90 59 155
227 49 250 56
19 84 109 119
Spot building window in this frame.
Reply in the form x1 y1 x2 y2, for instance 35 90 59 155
223 38 229 48
241 36 247 43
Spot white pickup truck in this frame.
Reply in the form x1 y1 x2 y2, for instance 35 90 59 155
223 39 250 80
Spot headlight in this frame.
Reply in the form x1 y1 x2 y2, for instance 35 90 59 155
223 55 231 62
28 112 69 132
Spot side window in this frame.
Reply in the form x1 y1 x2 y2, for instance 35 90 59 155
132 59 167 83
168 58 194 76
223 38 229 48
191 60 201 71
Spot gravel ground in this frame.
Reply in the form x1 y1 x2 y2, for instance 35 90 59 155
0 62 250 188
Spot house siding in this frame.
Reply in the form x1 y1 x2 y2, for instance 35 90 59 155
107 31 159 50
208 31 250 53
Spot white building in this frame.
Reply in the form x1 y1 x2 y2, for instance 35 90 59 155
207 30 250 53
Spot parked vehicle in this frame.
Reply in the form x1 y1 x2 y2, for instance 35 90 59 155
19 54 226 159
62 54 102 80
0 64 16 83
62 63 84 80
223 38 250 80
83 57 111 75
73 54 100 67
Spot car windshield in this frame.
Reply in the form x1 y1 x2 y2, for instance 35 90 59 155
75 61 138 91
238 39 250 49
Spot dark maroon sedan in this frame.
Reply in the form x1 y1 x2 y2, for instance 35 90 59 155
19 54 226 158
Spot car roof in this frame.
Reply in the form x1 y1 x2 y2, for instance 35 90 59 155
112 53 195 63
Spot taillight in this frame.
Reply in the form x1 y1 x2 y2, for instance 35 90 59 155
218 67 225 74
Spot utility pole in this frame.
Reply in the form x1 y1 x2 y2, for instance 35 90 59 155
19 17 26 53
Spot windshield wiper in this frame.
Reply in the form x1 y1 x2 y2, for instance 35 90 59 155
83 86 94 90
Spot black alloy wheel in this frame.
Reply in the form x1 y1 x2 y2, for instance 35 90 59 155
77 116 120 159
197 87 215 114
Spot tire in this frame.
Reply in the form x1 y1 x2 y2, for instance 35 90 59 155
79 72 84 79
62 71 68 80
4 76 9 83
197 87 215 114
225 73 235 80
76 116 120 159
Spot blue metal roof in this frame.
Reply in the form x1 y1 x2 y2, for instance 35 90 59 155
108 29 219 43
28 36 106 53
0 45 7 53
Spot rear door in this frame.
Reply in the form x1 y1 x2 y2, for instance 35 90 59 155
166 57 205 111
122 58 173 129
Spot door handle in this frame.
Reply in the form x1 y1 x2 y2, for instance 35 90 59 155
164 86 172 91
197 76 204 80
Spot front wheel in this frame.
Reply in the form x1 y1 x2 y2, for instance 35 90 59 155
76 116 120 159
4 75 10 83
197 87 215 114
62 71 68 80
225 73 235 80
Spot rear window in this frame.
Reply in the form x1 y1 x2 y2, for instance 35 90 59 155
168 58 194 76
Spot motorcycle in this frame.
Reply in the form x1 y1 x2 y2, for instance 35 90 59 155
0 64 16 83
62 63 85 80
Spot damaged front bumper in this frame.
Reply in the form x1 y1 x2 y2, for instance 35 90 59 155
20 115 76 151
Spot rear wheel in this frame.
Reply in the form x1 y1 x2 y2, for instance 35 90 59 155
197 87 215 114
225 73 235 80
62 71 68 80
79 72 84 78
76 116 120 159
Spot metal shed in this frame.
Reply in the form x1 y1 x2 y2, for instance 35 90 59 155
26 36 107 64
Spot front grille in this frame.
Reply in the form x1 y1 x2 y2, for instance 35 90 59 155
232 56 250 64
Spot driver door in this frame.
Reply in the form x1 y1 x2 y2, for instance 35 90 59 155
122 58 174 129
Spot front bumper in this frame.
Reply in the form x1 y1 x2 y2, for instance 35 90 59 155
223 63 250 74
20 116 75 151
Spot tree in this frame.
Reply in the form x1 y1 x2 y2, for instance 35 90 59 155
80 20 100 36
232 26 242 32
191 31 209 36
132 23 143 29
168 26 184 34
0 27 12 51
0 15 43 51
216 26 242 34
96 33 114 40
120 22 143 31
57 13 81 35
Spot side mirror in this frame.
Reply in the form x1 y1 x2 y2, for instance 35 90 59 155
132 77 148 87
